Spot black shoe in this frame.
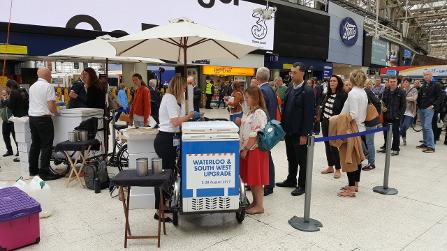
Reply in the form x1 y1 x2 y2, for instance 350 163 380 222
416 144 427 149
39 173 64 181
13 157 20 162
3 152 13 157
444 141 447 145
391 151 399 156
264 188 274 196
276 180 297 188
377 149 386 153
291 187 305 196
15 152 19 157
419 140 424 143
380 145 386 150
154 213 172 223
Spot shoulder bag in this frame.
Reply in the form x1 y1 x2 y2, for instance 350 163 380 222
258 119 286 152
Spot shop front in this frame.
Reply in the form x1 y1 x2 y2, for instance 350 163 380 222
266 56 333 83
199 65 256 107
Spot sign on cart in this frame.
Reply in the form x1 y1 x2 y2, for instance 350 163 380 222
186 153 235 189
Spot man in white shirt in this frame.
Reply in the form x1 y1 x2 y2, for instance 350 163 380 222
28 68 62 181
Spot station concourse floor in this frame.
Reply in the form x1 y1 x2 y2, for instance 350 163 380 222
0 108 446 251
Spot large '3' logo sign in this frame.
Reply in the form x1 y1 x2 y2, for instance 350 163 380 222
198 0 239 8
251 11 268 40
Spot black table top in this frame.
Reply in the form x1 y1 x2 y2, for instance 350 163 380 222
111 169 172 187
55 139 101 152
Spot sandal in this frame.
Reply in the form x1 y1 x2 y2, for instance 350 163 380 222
337 190 356 197
340 186 358 192
246 207 264 215
321 167 334 174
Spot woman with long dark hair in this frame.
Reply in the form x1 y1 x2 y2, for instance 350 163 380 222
82 67 106 109
239 86 268 214
320 75 348 179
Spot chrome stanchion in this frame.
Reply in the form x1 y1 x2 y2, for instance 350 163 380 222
373 124 398 195
288 135 323 232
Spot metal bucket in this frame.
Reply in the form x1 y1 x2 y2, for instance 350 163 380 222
136 158 149 177
78 130 89 141
152 158 163 174
68 132 77 142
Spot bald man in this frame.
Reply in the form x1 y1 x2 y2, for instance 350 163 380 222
28 67 61 181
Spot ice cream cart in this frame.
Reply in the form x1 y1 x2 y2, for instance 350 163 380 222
171 121 248 225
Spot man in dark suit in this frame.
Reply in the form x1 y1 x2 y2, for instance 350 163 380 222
276 62 315 196
256 67 278 196
149 79 161 125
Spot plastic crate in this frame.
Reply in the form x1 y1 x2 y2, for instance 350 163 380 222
0 187 41 251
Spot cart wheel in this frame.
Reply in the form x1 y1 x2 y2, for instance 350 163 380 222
236 208 246 223
172 209 179 226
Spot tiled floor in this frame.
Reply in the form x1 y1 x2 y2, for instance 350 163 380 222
1 108 446 251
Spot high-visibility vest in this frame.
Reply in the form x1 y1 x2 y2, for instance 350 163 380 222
205 82 213 95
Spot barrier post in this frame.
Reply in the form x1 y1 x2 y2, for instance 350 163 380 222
288 135 323 232
373 123 398 195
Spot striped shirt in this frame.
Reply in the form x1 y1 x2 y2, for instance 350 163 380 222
323 94 336 119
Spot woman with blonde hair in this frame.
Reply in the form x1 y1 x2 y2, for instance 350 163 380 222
239 86 269 214
153 75 193 221
338 70 368 197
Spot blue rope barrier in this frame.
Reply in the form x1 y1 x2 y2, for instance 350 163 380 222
314 126 389 143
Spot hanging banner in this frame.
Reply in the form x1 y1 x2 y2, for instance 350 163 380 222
0 0 274 50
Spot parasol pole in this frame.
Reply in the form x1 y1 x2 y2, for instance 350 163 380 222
104 57 109 159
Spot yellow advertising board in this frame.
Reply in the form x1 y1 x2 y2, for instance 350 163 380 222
0 76 7 86
202 65 255 77
0 44 28 55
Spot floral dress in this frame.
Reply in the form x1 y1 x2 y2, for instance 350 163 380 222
239 108 269 186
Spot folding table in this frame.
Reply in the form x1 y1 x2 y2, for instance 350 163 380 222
111 169 172 248
54 139 101 188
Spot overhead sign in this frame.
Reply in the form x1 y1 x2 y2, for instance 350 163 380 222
202 65 255 76
0 0 274 50
371 39 388 66
399 65 447 77
339 17 358 46
186 153 235 190
0 44 28 55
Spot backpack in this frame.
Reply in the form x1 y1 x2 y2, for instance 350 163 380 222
84 160 110 190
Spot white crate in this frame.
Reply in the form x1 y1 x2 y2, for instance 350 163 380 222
11 117 30 133
129 188 155 210
18 142 31 153
15 132 31 143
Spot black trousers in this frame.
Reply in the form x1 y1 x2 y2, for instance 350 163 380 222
265 152 275 190
346 136 366 186
432 112 442 142
285 135 307 189
29 116 54 175
154 131 177 210
383 118 401 151
321 119 341 170
205 94 213 109
2 121 17 153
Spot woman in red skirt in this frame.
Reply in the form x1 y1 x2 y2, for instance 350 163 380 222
239 86 269 215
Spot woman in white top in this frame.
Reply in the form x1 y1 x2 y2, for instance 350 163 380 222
339 70 368 197
153 75 193 221
239 86 268 215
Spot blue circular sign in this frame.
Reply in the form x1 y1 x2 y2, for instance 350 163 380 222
339 17 358 47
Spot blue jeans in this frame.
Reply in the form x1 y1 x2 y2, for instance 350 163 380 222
365 126 376 165
420 108 435 149
400 115 414 139
230 112 243 123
